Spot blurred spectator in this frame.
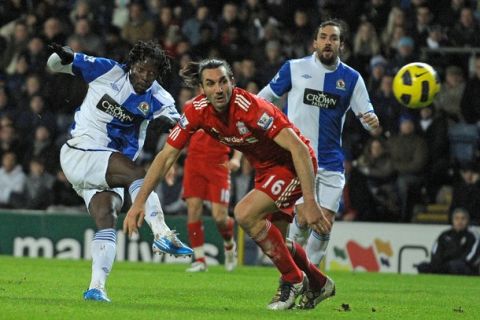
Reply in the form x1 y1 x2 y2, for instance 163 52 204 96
15 95 56 138
353 137 397 219
436 0 466 29
409 4 433 47
434 65 466 124
121 2 155 45
256 40 284 86
230 157 254 210
50 169 84 208
381 7 407 56
236 58 258 89
5 53 29 103
0 151 26 208
285 9 314 59
417 208 478 275
367 55 388 93
0 87 15 118
104 25 131 63
191 23 217 59
42 17 67 46
23 125 59 174
460 55 480 125
0 120 26 161
217 2 244 36
388 115 428 221
182 5 214 46
0 0 27 25
449 162 480 225
390 36 417 73
353 21 381 75
371 74 404 137
449 7 480 47
10 157 55 210
67 18 104 56
418 106 451 203
154 6 180 42
1 20 30 74
24 36 48 74
69 0 95 27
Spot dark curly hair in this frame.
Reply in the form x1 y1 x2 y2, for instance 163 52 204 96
126 40 171 83
180 59 233 87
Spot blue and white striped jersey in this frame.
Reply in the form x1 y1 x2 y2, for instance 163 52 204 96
66 53 179 160
259 52 374 172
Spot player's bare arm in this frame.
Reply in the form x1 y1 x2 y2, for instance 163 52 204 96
123 143 181 237
361 112 380 129
273 128 331 234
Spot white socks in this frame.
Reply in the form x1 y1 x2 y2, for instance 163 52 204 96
288 215 310 246
288 216 330 265
89 228 116 291
306 231 330 265
129 179 170 237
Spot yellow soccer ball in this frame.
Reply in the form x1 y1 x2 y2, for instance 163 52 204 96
393 62 440 109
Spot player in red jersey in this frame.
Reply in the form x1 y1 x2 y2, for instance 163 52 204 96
184 129 242 272
124 59 334 310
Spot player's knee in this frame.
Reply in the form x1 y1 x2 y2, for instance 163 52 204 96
92 207 118 229
233 205 250 229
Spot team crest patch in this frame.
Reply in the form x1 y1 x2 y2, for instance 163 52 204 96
179 114 189 129
236 121 249 135
257 112 274 130
137 102 150 115
336 79 346 90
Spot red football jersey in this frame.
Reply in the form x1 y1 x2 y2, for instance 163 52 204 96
187 129 230 161
168 87 316 173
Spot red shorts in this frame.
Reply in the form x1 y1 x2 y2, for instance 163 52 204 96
183 157 230 205
255 166 303 223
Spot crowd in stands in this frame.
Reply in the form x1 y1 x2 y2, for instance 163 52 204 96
0 0 479 225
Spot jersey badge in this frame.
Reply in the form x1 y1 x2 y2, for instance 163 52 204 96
336 79 346 90
236 121 250 135
257 112 274 130
137 102 150 115
179 114 189 129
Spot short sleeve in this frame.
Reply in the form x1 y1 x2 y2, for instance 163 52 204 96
72 53 118 83
268 61 292 97
166 104 198 149
249 97 293 140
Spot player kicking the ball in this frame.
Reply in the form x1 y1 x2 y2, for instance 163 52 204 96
47 41 193 302
124 59 335 310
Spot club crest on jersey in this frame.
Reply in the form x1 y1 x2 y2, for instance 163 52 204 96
179 114 189 129
257 112 274 130
137 102 150 115
336 79 346 90
236 121 249 135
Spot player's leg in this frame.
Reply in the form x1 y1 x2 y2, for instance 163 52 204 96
234 190 306 310
84 190 122 302
288 202 310 246
304 170 343 265
211 202 236 271
185 197 207 272
106 152 192 256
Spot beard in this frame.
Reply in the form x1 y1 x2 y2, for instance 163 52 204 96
318 50 337 66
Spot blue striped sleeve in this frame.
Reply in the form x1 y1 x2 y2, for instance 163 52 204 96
72 53 117 83
269 61 292 97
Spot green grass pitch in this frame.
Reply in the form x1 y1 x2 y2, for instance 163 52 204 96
0 256 478 320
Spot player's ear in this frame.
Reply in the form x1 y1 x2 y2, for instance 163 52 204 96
230 76 236 86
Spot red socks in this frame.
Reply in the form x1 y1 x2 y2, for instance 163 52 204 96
254 220 303 284
187 221 205 263
290 241 327 290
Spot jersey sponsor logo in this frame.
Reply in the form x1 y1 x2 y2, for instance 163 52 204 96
303 88 339 109
137 101 150 115
236 121 249 135
179 114 189 129
257 112 274 130
96 94 135 123
336 79 346 90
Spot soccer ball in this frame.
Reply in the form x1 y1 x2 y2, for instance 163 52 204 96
392 62 440 109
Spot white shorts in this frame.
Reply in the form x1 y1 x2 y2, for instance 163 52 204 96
60 142 124 209
295 168 345 212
